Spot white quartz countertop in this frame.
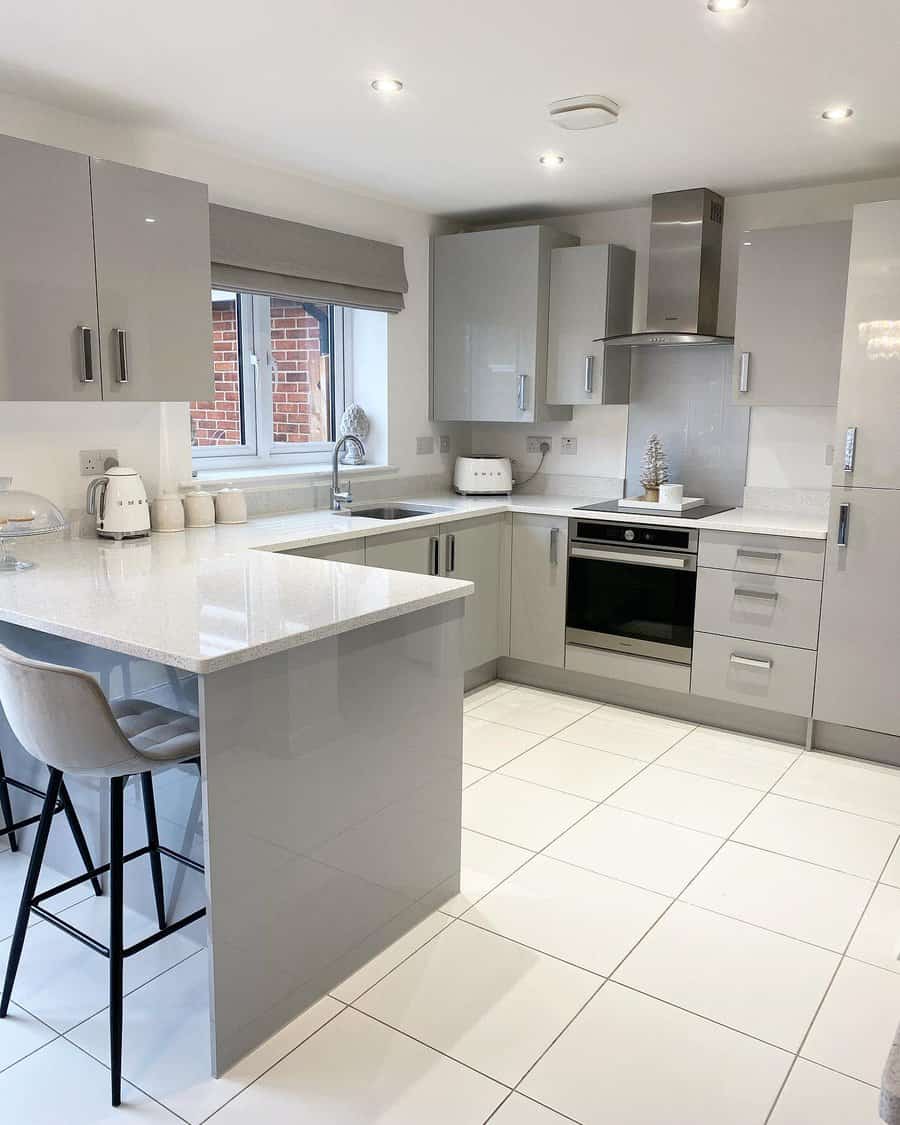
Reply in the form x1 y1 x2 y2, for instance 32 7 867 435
0 491 826 675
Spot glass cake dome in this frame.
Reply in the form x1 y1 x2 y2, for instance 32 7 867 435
0 478 67 571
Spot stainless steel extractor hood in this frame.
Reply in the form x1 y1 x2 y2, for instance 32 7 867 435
601 188 733 348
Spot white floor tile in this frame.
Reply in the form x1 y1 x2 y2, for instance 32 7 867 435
462 774 594 851
775 752 900 824
464 854 669 975
803 958 900 1086
0 895 202 1033
440 830 533 917
613 901 838 1050
66 951 342 1125
656 726 800 790
210 1007 506 1125
848 884 900 974
880 840 900 888
331 913 451 1003
682 842 874 951
607 765 762 837
467 688 597 737
463 716 545 771
462 764 489 789
0 851 95 942
356 920 598 1086
546 805 721 896
0 1002 56 1073
557 704 694 762
500 739 644 802
489 1093 574 1124
733 794 900 879
769 1058 881 1124
0 1037 182 1121
521 982 792 1125
463 681 516 713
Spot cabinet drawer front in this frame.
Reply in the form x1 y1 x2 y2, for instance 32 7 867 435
691 632 815 717
695 568 822 650
698 530 825 580
566 644 690 694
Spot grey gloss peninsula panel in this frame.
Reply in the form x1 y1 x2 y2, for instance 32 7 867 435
200 600 464 1073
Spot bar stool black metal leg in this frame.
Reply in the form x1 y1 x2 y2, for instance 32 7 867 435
0 747 17 852
109 775 125 1108
140 773 166 930
58 778 103 896
0 769 63 1018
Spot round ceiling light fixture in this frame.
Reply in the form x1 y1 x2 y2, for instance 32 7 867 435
822 106 854 121
707 0 749 10
371 78 403 93
538 153 565 167
548 95 620 131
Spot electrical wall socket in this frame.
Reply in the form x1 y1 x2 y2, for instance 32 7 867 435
526 435 552 454
439 434 451 454
560 436 578 455
416 435 435 455
79 449 119 476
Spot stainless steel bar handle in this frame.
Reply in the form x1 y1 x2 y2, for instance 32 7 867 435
837 503 850 548
445 533 456 574
517 374 527 412
570 546 688 570
736 547 781 562
733 588 779 602
738 352 751 394
429 537 439 575
77 326 94 383
843 427 857 472
730 653 773 670
116 329 129 384
584 355 595 395
549 527 560 566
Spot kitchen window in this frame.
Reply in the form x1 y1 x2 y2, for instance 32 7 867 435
190 289 349 468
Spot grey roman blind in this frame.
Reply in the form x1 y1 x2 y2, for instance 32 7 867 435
209 204 408 313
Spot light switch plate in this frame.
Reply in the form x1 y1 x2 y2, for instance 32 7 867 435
560 436 578 455
527 435 552 454
80 449 119 476
416 435 435 455
439 434 451 454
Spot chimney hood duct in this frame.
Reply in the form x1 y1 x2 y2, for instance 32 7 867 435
601 188 733 348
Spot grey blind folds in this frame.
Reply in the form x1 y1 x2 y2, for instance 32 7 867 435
209 204 408 313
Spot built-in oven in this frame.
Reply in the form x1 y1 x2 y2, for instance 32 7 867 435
566 518 698 665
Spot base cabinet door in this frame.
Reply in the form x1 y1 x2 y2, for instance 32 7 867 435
814 488 900 736
439 515 503 672
0 135 101 401
509 514 567 668
365 528 438 575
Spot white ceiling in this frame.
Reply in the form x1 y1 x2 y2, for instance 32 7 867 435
3 0 899 219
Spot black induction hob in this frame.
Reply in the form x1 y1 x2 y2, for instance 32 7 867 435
574 499 735 520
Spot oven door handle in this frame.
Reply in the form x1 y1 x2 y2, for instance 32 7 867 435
570 545 691 570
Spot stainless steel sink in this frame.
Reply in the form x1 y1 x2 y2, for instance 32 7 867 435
349 504 451 520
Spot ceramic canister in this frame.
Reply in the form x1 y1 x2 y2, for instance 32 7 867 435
149 494 185 533
214 488 248 525
182 490 216 528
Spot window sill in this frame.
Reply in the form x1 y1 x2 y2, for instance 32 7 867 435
183 463 399 492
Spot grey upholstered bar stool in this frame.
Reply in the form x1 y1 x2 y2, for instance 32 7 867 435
0 643 206 1107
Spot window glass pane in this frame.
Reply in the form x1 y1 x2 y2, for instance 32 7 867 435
270 298 332 445
191 291 244 448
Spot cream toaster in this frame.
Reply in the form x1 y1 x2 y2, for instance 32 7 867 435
453 456 513 495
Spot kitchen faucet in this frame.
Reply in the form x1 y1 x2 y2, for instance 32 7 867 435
331 436 366 511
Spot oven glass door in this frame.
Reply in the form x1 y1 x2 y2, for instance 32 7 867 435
566 548 697 663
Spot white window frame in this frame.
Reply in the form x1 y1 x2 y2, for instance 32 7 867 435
193 291 350 471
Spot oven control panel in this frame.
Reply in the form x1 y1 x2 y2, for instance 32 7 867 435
571 520 698 553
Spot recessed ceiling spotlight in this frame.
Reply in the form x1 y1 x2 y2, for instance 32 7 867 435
539 153 565 167
707 0 749 10
371 78 403 93
822 106 854 121
144 217 157 223
548 95 619 131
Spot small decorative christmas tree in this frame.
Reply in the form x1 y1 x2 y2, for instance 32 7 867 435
640 433 669 501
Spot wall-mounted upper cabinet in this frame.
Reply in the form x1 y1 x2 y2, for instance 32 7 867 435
732 221 851 407
431 225 577 423
546 243 635 406
0 133 213 403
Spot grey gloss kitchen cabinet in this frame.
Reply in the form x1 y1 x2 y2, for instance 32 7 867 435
814 488 900 736
0 134 102 401
284 540 366 564
91 159 213 402
439 515 505 671
432 225 577 422
364 527 437 575
546 243 635 405
831 201 900 489
509 513 567 668
732 221 851 406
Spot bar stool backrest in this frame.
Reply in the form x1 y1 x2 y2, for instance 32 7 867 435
0 643 142 776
